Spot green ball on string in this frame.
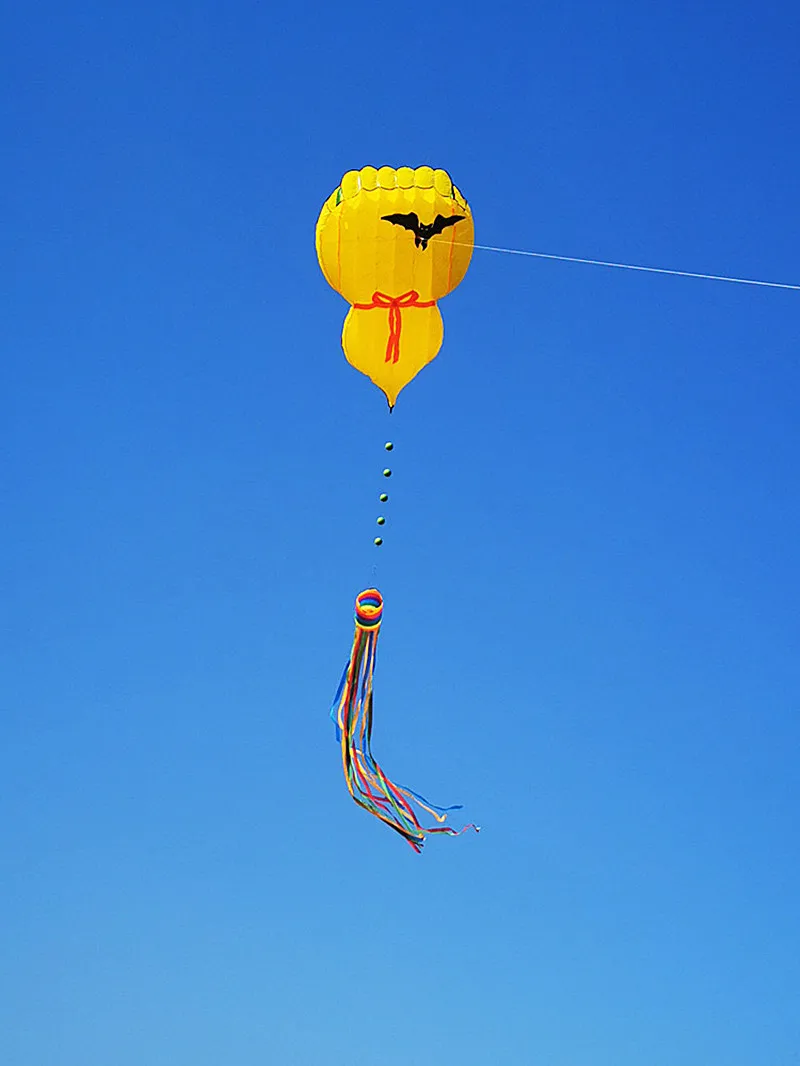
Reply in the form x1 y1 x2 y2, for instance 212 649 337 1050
373 447 392 548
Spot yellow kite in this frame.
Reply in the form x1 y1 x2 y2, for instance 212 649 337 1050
318 166 479 852
315 165 474 408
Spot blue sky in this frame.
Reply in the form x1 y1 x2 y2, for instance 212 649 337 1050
2 2 799 1063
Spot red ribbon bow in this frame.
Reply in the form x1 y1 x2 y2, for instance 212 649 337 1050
353 290 436 364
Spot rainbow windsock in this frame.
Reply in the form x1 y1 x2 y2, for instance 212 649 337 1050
330 588 479 852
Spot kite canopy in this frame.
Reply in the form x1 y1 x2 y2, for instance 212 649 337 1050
316 165 474 407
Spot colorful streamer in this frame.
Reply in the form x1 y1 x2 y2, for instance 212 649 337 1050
331 588 479 852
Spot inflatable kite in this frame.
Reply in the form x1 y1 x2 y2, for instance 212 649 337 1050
316 164 474 409
317 166 479 852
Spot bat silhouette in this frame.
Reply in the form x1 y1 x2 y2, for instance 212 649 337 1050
381 212 466 250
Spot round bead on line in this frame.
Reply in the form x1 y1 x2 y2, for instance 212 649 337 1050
376 444 394 546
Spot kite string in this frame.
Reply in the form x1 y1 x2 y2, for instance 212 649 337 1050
443 240 800 292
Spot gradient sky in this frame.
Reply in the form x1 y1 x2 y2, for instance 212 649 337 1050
2 3 799 1064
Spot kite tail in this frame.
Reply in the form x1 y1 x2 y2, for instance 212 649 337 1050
330 588 479 853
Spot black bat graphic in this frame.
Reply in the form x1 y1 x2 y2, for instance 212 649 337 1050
381 211 466 250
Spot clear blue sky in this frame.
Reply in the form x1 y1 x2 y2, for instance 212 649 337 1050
2 3 799 1064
